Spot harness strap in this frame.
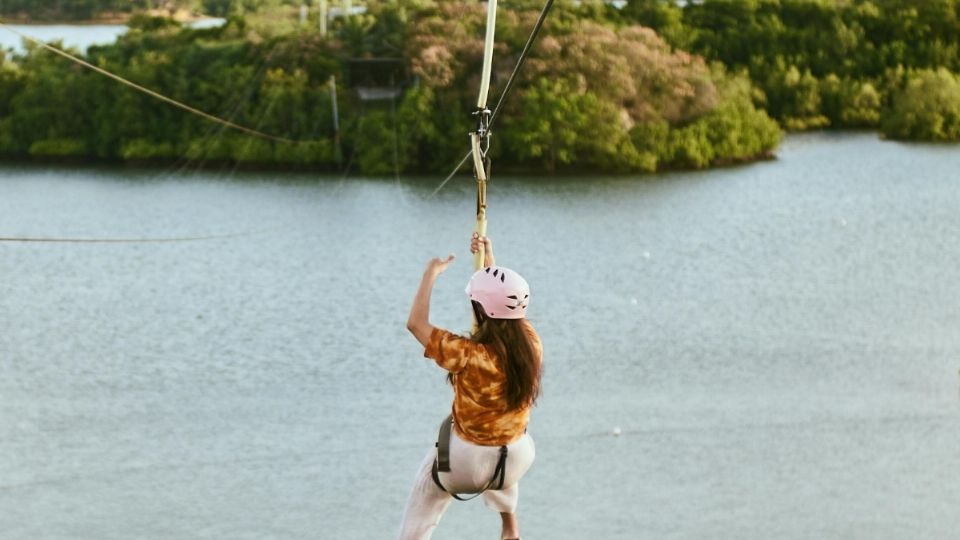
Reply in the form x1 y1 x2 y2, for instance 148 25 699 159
436 414 453 472
431 415 508 501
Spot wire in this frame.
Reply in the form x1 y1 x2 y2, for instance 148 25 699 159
488 0 555 129
430 0 556 195
0 22 296 144
0 232 250 244
430 150 472 197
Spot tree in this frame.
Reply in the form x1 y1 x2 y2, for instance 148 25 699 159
882 68 960 141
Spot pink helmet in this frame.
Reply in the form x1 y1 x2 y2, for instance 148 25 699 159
465 266 530 319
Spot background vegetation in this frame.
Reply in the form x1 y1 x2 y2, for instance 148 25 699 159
0 0 958 174
622 0 960 141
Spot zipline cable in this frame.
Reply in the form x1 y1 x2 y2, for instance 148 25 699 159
488 0 554 128
0 21 296 144
431 0 555 197
0 232 251 244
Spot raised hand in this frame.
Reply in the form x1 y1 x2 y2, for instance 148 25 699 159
425 254 455 277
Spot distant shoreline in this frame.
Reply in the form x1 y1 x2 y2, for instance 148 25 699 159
0 10 214 26
1 17 129 25
0 147 779 176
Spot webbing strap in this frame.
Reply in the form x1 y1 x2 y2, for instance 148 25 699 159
436 414 453 472
431 416 508 501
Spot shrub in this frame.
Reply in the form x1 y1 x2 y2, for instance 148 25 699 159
232 138 274 163
273 140 336 166
881 68 960 141
28 138 86 157
120 139 177 160
354 110 403 176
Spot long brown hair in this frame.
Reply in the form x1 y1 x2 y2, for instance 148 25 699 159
465 300 542 411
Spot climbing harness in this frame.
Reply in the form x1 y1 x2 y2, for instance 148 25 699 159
431 414 508 501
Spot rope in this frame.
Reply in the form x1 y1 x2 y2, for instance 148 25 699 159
430 151 472 196
488 0 555 128
431 0 555 195
0 21 296 144
0 232 250 244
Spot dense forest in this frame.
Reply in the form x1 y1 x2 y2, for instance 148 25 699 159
0 0 958 174
623 0 960 141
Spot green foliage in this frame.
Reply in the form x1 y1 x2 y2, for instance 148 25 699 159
882 68 960 141
694 69 782 164
844 81 883 127
627 0 960 135
763 64 829 130
232 138 274 163
629 120 669 170
632 69 781 170
29 138 87 157
0 0 789 172
273 140 334 165
818 74 883 128
619 0 689 49
501 78 596 171
8 0 958 174
202 0 249 17
4 43 96 156
185 136 237 161
120 139 177 160
395 85 470 173
127 14 183 32
353 108 405 175
666 122 714 169
501 78 650 172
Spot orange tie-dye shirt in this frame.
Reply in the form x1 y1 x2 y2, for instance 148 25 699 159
424 323 542 446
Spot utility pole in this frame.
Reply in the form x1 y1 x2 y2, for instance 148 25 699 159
319 0 328 36
329 75 342 165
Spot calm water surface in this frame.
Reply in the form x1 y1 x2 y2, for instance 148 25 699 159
1 133 959 539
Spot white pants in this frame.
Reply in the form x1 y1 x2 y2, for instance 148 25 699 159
397 429 536 540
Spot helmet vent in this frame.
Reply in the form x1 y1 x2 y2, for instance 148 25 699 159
508 295 518 299
505 305 516 310
500 272 506 282
492 269 499 277
485 267 491 273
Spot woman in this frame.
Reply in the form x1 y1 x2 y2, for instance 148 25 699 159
399 234 543 540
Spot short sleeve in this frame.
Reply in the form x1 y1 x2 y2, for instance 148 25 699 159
423 327 482 373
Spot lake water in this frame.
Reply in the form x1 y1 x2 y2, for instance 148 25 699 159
0 20 225 55
1 133 959 539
